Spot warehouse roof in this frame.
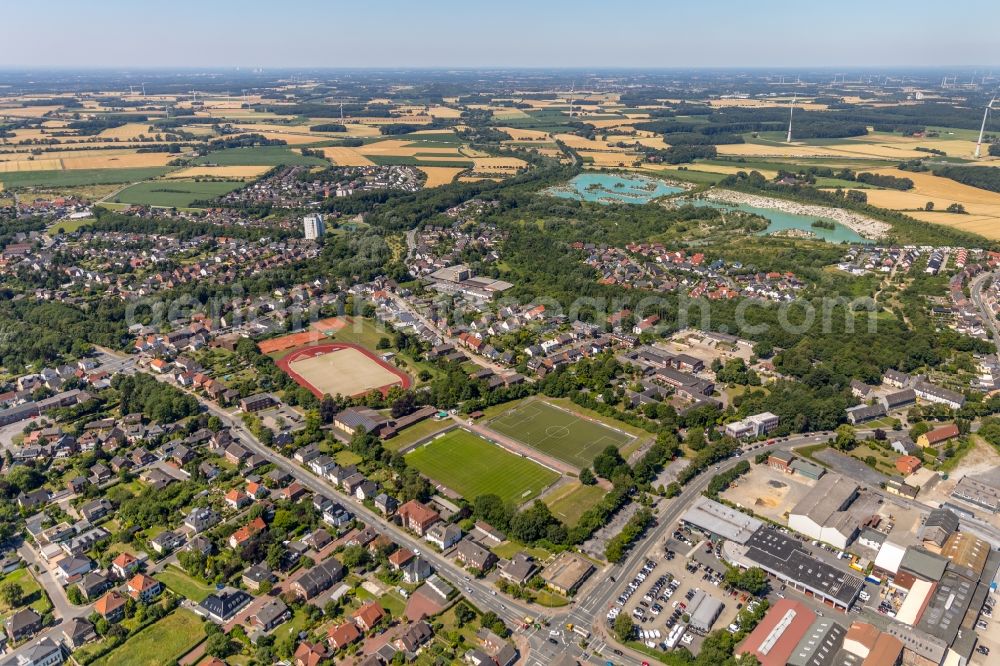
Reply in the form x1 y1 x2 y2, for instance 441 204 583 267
899 547 948 582
915 568 979 644
742 528 863 607
738 599 816 666
790 474 859 525
787 617 847 666
680 496 764 544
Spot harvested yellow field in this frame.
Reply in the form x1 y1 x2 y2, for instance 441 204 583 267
167 165 271 179
586 118 643 130
472 156 527 172
554 133 618 151
358 139 461 158
581 151 640 167
0 159 63 173
98 123 153 140
716 142 872 158
338 124 381 137
319 147 375 166
61 152 175 169
347 116 432 125
459 146 490 158
681 163 779 179
418 166 465 187
0 106 62 118
500 127 550 141
426 105 463 119
458 175 501 182
855 167 1000 239
630 136 670 150
491 108 530 120
9 129 52 143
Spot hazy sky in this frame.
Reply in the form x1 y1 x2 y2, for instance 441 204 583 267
4 0 998 69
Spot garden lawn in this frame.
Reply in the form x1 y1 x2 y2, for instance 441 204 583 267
154 566 215 603
92 609 205 666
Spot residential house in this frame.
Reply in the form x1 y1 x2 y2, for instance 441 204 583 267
126 573 161 602
111 552 139 579
327 621 362 650
454 539 497 572
228 517 267 550
426 523 463 550
398 500 440 536
352 601 386 633
251 598 289 632
290 557 345 600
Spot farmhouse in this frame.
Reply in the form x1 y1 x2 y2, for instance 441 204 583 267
916 423 960 448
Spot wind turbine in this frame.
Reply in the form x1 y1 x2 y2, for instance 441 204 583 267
975 96 995 159
140 82 146 97
786 94 797 143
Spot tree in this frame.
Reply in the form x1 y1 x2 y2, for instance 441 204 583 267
724 566 768 596
833 424 856 451
0 581 23 608
924 201 934 211
613 613 634 642
454 602 475 626
578 468 596 485
205 631 235 658
686 426 707 451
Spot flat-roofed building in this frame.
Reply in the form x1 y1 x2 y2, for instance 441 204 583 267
726 527 863 610
950 476 1000 514
687 589 724 633
540 551 594 595
680 496 763 544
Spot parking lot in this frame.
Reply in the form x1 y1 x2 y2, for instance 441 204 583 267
606 524 746 654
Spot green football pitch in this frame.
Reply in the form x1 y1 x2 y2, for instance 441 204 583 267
405 428 559 505
487 400 634 468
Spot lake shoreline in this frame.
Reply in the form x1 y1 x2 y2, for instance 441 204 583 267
703 189 891 240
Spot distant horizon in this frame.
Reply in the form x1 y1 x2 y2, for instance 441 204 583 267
2 65 1000 72
6 0 999 69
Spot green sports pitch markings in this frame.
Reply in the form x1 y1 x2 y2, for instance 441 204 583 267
487 400 634 469
405 428 558 505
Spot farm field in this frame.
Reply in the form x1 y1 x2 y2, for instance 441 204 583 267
166 165 271 179
193 145 329 166
543 481 607 527
277 342 410 398
405 428 559 505
418 166 465 187
860 167 1000 239
487 399 635 469
92 610 205 666
112 179 243 208
0 167 174 189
